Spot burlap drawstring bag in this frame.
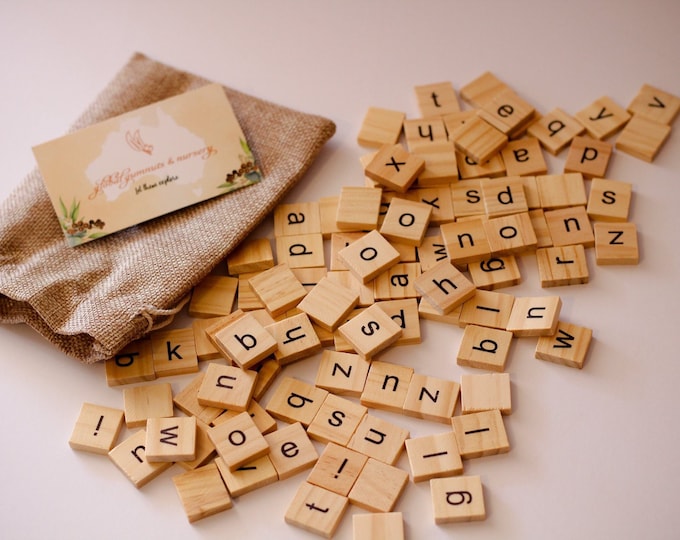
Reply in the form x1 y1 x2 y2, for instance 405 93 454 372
0 52 336 364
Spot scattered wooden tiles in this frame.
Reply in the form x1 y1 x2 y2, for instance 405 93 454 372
215 454 278 497
478 88 536 138
460 71 510 107
452 115 508 163
264 312 322 365
297 276 360 331
248 263 307 317
226 237 274 275
108 429 173 488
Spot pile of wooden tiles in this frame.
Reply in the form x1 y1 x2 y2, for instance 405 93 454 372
68 72 678 538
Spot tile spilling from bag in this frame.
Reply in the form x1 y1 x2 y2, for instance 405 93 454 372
69 73 677 536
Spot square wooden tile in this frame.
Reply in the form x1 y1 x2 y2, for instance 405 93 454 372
460 71 509 107
564 136 613 178
226 237 274 275
337 303 403 360
481 176 529 217
379 197 432 246
451 409 510 459
276 233 326 269
478 88 535 137
338 230 401 284
402 373 460 423
450 179 485 218
210 311 279 369
315 350 369 397
208 411 269 471
460 373 512 415
265 376 328 427
357 107 405 148
265 421 319 480
264 312 322 365
544 206 594 248
536 244 589 287
594 221 639 265
506 296 562 337
535 173 587 209
586 177 632 222
105 339 155 386
360 360 414 414
468 255 521 291
149 328 199 377
405 431 463 483
214 454 278 497
348 458 409 513
353 512 404 540
123 382 174 428
440 218 492 265
307 442 368 496
108 429 173 488
413 260 476 315
373 263 421 301
145 416 197 462
197 363 257 411
453 115 508 163
274 201 321 237
297 276 360 331
403 117 448 151
455 151 506 179
627 83 680 125
336 186 383 231
575 96 631 139
348 414 410 465
457 324 514 372
415 81 461 117
431 475 486 523
536 320 593 369
69 402 125 454
527 107 586 155
458 289 515 329
248 263 308 317
307 393 368 446
285 481 349 538
483 212 537 255
615 115 671 162
172 462 232 522
500 136 547 177
173 371 224 426
188 275 238 318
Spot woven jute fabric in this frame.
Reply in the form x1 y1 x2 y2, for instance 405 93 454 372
0 53 336 363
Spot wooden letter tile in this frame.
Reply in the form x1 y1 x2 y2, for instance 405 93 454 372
468 255 521 291
450 179 485 218
455 151 506 180
360 360 414 414
108 429 173 488
478 89 536 137
564 136 613 178
307 442 368 496
627 83 680 125
431 475 486 523
357 107 405 148
338 230 400 284
192 316 230 361
145 416 197 462
457 324 514 372
69 402 125 454
212 399 277 436
274 201 321 237
402 373 460 424
353 512 404 540
348 414 409 465
500 136 548 177
188 275 238 318
483 212 538 255
365 144 425 193
575 96 631 140
315 350 369 397
411 141 459 186
336 186 383 231
459 289 515 329
197 363 257 411
285 481 349 538
417 234 450 273
481 176 528 217
379 197 432 246
210 311 278 369
123 382 174 428
375 298 421 346
413 260 477 315
460 373 512 415
594 221 639 265
587 177 633 222
276 233 326 269
440 218 492 265
105 339 155 386
176 419 217 471
264 421 319 481
226 237 274 275
415 81 461 117
405 431 463 482
307 393 368 446
337 303 403 360
208 411 269 471
348 458 409 513
403 117 448 151
536 320 593 369
265 376 329 427
265 312 322 365
615 115 671 162
149 328 199 377
248 263 307 317
297 276 360 331
172 462 232 522
536 244 589 287
215 454 278 497
451 409 510 459
544 206 594 247
373 263 421 302
527 107 586 155
506 296 562 337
